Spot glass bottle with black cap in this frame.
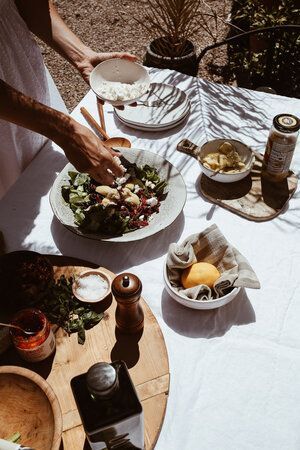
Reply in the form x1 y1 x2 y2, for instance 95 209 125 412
71 361 144 450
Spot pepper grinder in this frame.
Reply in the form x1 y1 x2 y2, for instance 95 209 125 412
112 273 144 334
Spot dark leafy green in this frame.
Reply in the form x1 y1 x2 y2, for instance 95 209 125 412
62 163 168 236
32 275 103 344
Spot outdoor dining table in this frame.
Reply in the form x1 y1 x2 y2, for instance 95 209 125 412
0 67 300 450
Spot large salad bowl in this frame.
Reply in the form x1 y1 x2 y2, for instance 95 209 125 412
50 148 186 242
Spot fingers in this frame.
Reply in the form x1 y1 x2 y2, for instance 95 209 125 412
92 144 124 183
118 52 138 62
90 168 115 186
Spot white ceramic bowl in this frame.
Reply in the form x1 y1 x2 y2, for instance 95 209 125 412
163 262 241 310
199 138 254 183
72 270 111 304
90 58 150 106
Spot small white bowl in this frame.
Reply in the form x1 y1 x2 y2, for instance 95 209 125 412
199 138 254 183
72 270 111 304
163 263 241 310
90 58 150 106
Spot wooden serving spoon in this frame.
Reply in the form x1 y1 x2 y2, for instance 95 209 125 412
80 107 131 148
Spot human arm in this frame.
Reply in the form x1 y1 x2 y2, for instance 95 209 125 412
15 0 137 82
0 79 123 184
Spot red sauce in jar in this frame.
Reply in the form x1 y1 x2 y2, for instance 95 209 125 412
11 308 55 361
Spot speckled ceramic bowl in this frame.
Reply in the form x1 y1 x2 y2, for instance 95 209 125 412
199 138 255 183
90 58 150 106
50 148 186 243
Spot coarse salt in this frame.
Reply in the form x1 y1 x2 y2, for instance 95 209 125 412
76 274 109 302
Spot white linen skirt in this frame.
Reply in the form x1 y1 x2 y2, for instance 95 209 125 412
0 0 67 199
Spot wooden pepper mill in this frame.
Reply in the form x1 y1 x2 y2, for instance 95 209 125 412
112 272 144 334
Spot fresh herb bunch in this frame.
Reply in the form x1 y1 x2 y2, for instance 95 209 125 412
33 275 103 344
62 162 168 236
228 0 300 97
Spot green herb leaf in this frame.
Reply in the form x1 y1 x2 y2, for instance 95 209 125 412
35 275 103 344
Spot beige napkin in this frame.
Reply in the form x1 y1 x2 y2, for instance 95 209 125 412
167 224 260 301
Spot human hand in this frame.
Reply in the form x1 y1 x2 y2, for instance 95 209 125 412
54 117 124 185
77 50 138 110
77 50 138 84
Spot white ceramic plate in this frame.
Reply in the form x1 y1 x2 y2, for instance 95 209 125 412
115 83 191 128
90 59 150 107
50 148 187 243
163 262 241 310
115 109 190 132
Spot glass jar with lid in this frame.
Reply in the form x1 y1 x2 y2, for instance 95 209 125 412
10 308 56 362
262 113 300 181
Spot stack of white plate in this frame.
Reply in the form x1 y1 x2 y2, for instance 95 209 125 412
114 83 191 131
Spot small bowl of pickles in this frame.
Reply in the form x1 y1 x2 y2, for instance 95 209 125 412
199 139 255 183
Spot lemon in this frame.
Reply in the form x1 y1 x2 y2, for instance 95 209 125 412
181 262 220 289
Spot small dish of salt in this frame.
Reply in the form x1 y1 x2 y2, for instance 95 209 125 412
72 270 111 304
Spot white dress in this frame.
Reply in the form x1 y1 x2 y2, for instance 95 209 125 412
0 0 67 199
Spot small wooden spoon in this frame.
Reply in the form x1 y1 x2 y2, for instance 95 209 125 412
104 137 131 148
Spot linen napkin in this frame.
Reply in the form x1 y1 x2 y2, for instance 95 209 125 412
167 224 260 300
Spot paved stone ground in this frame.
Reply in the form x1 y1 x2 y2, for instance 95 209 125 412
40 0 231 111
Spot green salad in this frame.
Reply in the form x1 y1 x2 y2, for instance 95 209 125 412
62 162 168 236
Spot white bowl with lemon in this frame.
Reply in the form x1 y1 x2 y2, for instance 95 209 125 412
163 261 241 310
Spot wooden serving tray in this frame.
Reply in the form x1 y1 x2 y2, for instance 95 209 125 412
199 151 298 222
1 255 169 450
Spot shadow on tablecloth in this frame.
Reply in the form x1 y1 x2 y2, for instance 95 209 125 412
51 211 185 273
161 287 255 338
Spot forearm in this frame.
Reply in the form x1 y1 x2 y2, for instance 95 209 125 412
0 79 124 184
16 0 92 70
0 78 73 143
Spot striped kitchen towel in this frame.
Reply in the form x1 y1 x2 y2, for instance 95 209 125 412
167 223 260 300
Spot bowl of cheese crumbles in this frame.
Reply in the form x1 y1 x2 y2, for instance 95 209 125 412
199 139 255 183
90 58 150 106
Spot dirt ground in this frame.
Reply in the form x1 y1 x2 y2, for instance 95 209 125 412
40 0 231 111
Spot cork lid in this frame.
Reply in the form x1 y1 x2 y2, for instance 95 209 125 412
273 114 300 133
112 273 142 298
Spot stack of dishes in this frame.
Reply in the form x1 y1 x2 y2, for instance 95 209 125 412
114 83 191 131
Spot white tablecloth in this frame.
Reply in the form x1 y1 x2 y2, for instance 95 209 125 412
1 69 300 450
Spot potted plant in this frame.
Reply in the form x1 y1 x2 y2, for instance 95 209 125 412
133 0 206 76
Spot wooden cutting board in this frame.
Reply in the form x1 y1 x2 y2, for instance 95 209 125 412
199 151 298 221
1 255 169 450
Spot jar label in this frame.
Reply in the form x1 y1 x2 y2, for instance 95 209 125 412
16 329 56 362
264 140 295 174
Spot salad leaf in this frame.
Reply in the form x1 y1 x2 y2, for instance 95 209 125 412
62 163 168 236
32 275 103 344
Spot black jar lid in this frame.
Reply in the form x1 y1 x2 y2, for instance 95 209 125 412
273 114 300 133
87 362 119 399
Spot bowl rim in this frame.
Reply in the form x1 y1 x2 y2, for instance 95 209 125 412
0 365 62 450
163 260 240 306
72 269 111 304
90 58 151 106
198 138 253 176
